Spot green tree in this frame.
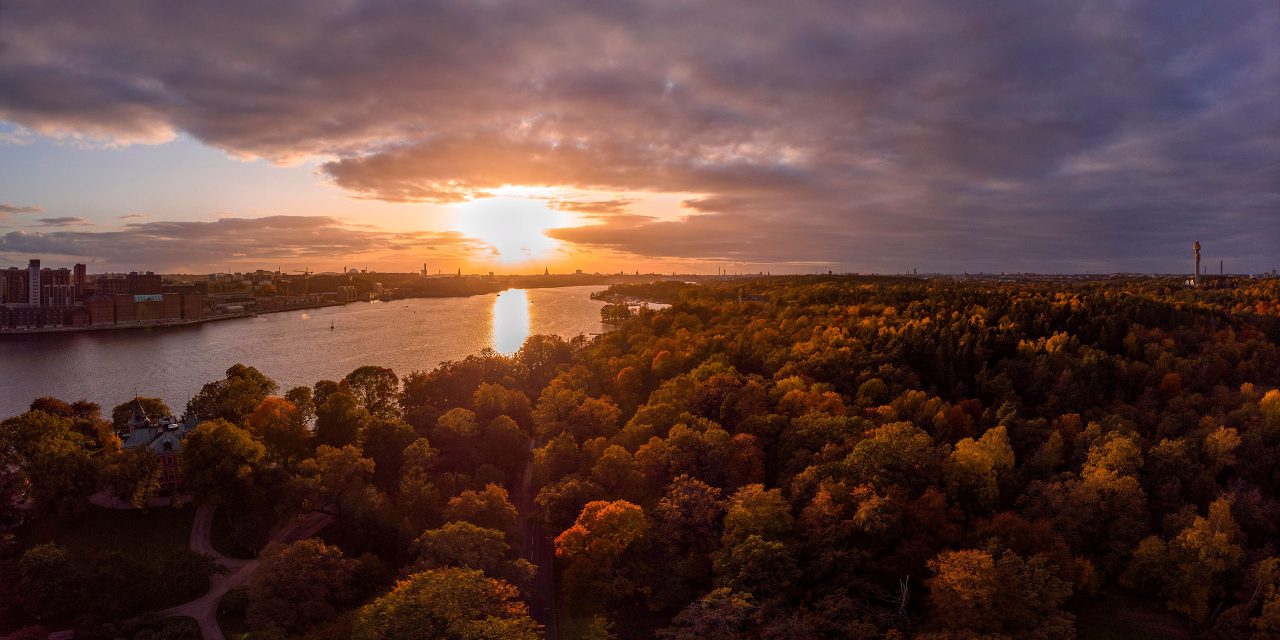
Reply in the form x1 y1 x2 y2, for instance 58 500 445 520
842 421 942 492
412 521 508 574
101 447 162 508
179 419 266 506
299 444 381 519
444 484 519 543
713 534 798 600
1 410 99 516
315 390 370 448
471 383 532 427
345 365 401 419
247 539 358 634
353 567 541 640
285 385 317 426
18 543 76 621
362 418 419 492
186 364 278 424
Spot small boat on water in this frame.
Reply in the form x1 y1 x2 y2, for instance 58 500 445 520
330 321 335 330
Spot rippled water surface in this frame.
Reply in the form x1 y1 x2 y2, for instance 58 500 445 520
0 286 607 417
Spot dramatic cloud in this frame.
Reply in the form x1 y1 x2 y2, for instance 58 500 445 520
0 216 474 272
0 203 44 215
34 217 91 227
549 199 639 218
0 1 1277 271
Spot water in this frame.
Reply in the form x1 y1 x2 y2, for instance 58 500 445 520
0 286 608 418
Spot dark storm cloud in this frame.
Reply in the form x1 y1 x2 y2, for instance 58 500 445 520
0 216 472 271
0 0 1277 271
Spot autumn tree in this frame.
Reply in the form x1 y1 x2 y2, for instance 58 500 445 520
245 396 309 464
1163 497 1245 621
658 588 757 640
925 547 1074 638
654 475 726 552
944 425 1015 511
556 500 650 605
722 484 793 547
444 484 519 543
353 567 541 640
248 539 359 634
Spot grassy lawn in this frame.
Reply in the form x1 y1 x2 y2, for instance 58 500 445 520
14 504 194 567
209 508 260 560
3 505 214 632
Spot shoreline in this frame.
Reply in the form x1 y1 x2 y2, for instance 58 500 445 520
0 282 621 336
0 300 345 336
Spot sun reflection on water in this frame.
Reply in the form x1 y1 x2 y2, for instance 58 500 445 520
492 289 530 355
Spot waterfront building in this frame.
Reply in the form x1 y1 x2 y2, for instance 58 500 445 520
95 271 162 296
73 263 87 298
1 267 28 304
39 267 73 307
0 259 204 330
28 259 40 306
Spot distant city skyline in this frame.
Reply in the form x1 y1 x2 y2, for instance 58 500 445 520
1 1 1278 274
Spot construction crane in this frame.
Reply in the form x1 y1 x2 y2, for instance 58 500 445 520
292 268 313 296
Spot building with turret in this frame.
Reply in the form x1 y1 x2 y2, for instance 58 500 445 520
120 400 201 489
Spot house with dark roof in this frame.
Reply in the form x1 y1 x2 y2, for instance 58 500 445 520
120 400 200 489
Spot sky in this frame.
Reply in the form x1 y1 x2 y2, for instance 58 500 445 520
0 0 1277 275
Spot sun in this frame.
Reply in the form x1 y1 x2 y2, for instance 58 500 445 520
452 196 569 264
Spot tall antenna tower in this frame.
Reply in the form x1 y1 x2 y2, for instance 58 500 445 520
1193 240 1201 287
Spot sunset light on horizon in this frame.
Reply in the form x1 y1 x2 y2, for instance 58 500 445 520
1 1 1276 276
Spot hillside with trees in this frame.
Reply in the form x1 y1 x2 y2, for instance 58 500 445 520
3 275 1280 639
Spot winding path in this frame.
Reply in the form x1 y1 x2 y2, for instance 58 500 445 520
160 506 334 640
3 506 333 640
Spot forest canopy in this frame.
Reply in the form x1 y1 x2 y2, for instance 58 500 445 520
3 275 1280 639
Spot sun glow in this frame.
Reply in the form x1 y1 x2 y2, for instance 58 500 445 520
452 196 570 264
491 288 530 355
